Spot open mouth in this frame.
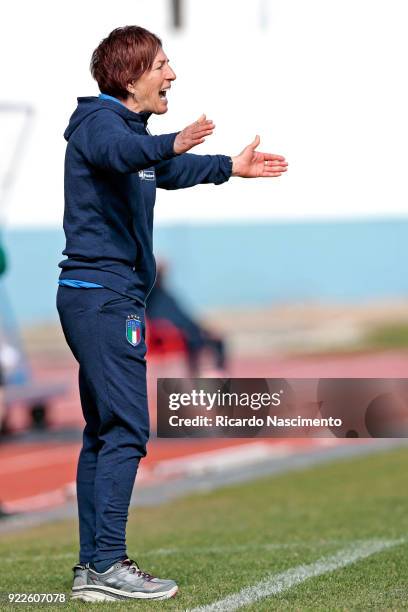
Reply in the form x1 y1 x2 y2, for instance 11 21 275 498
159 89 169 101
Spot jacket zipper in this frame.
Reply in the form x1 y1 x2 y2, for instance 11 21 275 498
142 123 157 304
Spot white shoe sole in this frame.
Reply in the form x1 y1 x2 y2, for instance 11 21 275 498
71 584 178 602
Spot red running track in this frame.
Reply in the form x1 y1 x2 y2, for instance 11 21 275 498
1 350 407 514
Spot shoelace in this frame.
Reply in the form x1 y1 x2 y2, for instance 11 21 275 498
121 558 155 581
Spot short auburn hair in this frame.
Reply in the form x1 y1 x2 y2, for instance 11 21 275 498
90 26 162 99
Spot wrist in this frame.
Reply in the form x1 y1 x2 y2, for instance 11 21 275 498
173 132 182 155
231 156 241 177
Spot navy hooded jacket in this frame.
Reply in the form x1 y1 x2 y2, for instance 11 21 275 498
59 97 232 304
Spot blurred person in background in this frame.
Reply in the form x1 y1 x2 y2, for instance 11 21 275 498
147 261 227 375
56 25 287 602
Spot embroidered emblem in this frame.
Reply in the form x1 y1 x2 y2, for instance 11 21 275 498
138 169 156 181
126 315 142 346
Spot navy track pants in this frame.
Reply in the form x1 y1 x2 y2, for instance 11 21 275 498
56 286 149 571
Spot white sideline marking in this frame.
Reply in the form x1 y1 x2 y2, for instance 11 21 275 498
153 442 290 478
149 539 351 556
191 539 403 612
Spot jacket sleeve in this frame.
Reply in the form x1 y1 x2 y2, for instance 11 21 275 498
77 110 179 173
155 153 233 190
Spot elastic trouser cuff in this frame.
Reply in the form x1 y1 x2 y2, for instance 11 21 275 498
92 555 127 574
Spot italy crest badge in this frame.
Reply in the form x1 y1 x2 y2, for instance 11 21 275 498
126 315 142 347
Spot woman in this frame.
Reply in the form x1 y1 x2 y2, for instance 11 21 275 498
57 25 287 602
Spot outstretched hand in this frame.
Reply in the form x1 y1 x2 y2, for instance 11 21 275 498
231 135 288 178
173 114 215 154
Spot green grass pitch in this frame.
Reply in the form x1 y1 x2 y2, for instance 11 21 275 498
1 446 408 610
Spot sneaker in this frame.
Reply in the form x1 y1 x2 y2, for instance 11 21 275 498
71 558 178 601
71 563 89 593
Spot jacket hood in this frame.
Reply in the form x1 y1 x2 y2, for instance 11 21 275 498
64 96 151 141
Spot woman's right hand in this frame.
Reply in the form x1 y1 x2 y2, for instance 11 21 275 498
173 114 215 154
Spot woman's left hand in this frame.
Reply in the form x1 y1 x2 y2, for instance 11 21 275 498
231 135 288 178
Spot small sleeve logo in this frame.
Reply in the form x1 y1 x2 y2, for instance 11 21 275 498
138 170 156 181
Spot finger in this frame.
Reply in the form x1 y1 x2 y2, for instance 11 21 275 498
192 123 214 133
263 159 287 168
194 138 206 145
250 134 260 150
196 113 206 124
268 166 287 172
264 165 287 172
190 128 214 139
190 136 212 145
265 160 288 167
191 128 214 139
262 163 287 171
189 127 214 139
191 131 213 141
262 153 287 162
190 137 212 146
191 121 214 132
262 170 286 177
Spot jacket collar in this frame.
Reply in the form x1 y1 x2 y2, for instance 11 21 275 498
97 94 151 125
